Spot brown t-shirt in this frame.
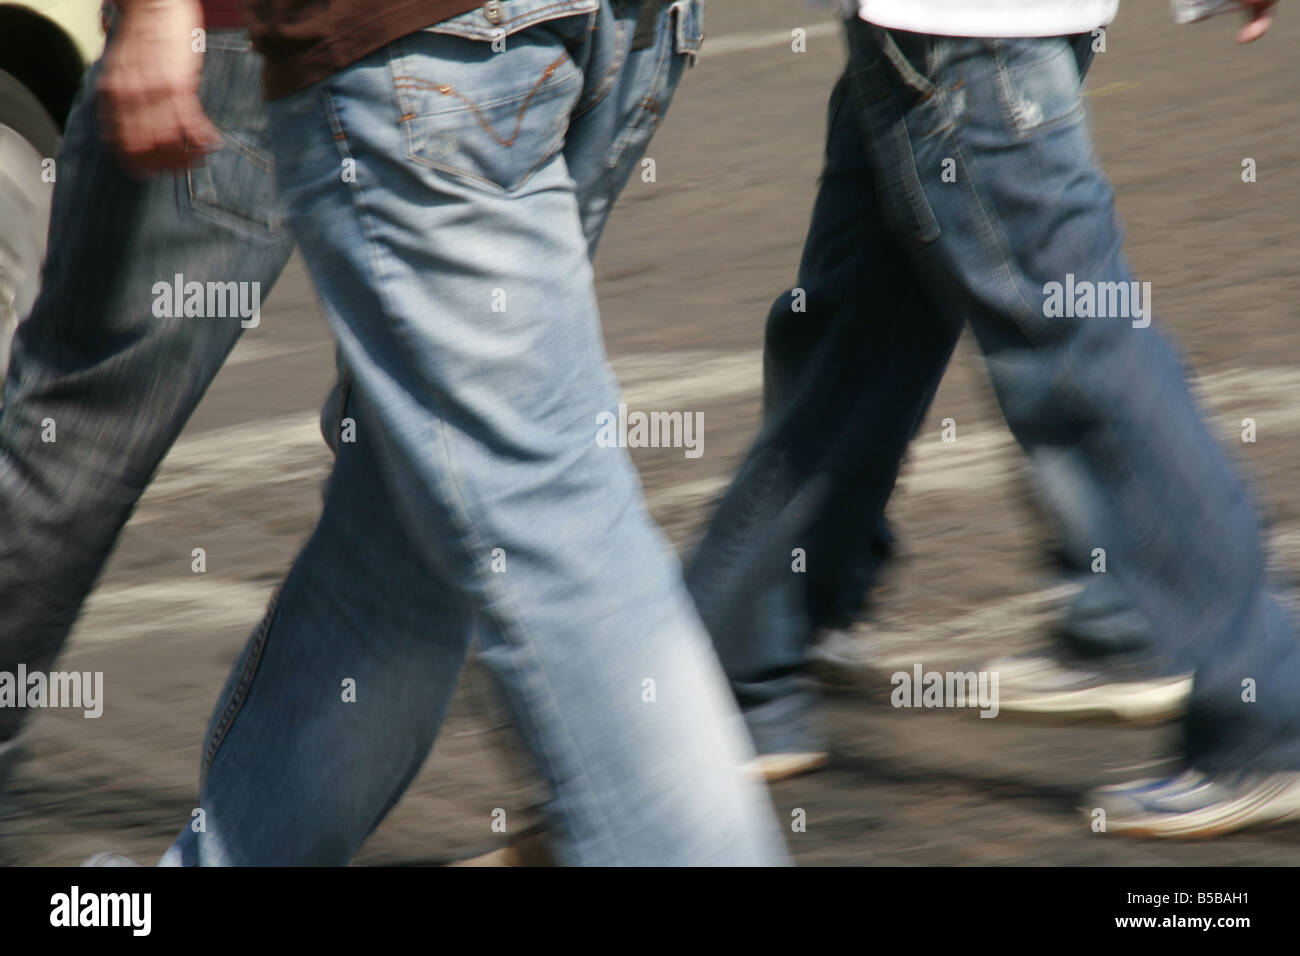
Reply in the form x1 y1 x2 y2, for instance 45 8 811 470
243 0 481 99
201 0 245 28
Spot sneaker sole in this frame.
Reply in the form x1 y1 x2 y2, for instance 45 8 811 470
743 752 830 783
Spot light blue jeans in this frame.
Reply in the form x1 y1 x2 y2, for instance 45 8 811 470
162 0 788 866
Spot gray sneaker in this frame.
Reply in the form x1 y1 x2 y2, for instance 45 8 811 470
1085 769 1300 838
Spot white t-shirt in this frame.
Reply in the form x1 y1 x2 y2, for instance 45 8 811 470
856 0 1119 37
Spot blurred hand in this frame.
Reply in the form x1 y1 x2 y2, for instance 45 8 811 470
1237 0 1279 42
98 0 221 175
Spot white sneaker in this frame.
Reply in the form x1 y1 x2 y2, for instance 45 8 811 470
1085 769 1300 838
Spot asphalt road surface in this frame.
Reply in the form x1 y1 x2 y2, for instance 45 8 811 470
7 1 1300 865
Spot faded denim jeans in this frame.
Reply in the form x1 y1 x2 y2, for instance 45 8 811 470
162 0 789 866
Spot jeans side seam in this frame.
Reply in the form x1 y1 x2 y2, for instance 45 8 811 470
921 121 1042 334
422 413 629 866
603 7 673 169
200 583 282 785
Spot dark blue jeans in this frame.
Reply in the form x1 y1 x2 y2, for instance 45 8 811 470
688 20 1300 773
755 33 1143 645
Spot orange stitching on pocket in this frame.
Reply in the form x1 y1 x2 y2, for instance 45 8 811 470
394 52 571 148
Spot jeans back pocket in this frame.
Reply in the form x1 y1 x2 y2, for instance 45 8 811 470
187 135 285 242
187 43 286 241
391 1 598 192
